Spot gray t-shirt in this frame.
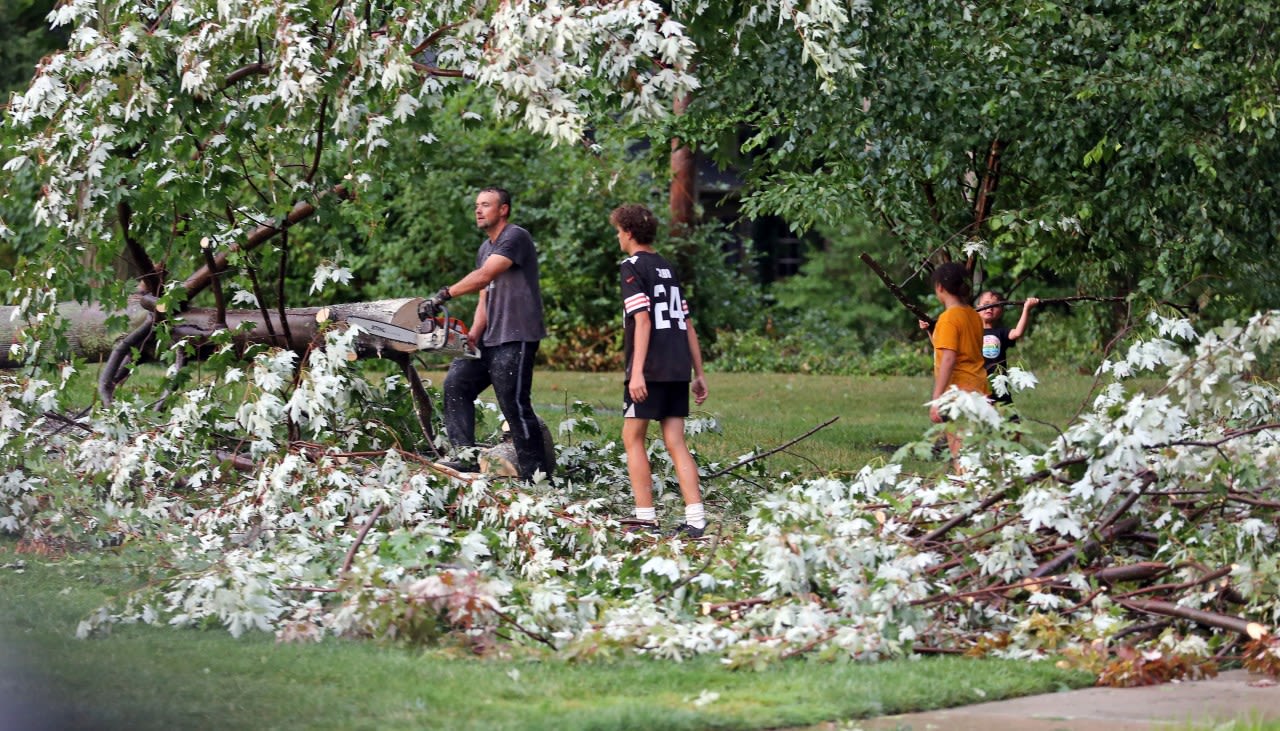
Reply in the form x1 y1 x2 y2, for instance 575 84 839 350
477 223 546 346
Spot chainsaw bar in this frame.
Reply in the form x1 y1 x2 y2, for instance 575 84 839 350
346 315 479 359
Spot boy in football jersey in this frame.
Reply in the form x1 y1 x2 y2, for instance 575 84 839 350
611 205 709 538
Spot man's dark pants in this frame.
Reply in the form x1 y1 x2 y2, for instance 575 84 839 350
443 341 548 480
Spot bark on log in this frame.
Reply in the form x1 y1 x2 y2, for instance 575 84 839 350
1 298 425 369
1093 562 1171 584
478 418 557 478
0 301 151 368
1117 598 1268 639
175 298 423 356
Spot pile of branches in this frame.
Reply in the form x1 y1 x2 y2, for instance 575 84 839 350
891 444 1280 683
5 312 1280 687
855 312 1280 683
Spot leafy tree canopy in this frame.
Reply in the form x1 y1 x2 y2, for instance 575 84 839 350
675 0 1280 321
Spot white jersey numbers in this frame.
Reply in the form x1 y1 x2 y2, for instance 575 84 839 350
651 284 687 331
621 250 693 382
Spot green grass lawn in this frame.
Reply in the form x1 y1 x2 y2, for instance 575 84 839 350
1 557 1089 731
425 368 1107 476
3 367 1107 730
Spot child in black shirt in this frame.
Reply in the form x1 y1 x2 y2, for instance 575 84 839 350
976 291 1039 408
612 205 708 538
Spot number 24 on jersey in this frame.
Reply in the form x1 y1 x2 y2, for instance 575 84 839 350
652 284 686 331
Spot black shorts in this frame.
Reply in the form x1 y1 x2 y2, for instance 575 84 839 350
623 381 689 420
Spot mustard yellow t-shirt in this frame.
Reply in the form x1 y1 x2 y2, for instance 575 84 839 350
933 306 990 395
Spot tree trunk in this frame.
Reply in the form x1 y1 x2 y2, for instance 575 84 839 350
669 93 696 237
0 298 424 368
0 301 151 368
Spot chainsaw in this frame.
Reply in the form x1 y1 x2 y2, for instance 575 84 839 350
345 305 479 359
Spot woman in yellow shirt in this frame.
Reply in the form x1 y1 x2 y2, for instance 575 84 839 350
927 262 989 470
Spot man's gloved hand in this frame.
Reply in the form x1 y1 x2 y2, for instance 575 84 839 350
417 286 452 320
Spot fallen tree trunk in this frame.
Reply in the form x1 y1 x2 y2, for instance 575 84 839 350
169 298 423 356
2 297 426 367
0 301 151 369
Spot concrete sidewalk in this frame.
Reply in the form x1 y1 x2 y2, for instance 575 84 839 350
843 670 1280 730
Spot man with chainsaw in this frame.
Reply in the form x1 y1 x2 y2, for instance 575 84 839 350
418 187 551 481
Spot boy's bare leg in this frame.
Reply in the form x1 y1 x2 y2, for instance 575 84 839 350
946 432 963 474
661 417 702 506
623 418 655 508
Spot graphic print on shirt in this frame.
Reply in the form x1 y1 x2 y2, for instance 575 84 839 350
982 333 1003 360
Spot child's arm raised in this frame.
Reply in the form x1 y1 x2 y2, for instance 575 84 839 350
918 319 935 344
1009 297 1039 340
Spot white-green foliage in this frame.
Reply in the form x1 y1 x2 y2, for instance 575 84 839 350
1 0 865 263
2 0 1277 663
4 311 1280 662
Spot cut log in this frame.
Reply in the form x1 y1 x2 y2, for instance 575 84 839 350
1 298 429 369
0 301 151 368
478 418 558 478
479 441 519 478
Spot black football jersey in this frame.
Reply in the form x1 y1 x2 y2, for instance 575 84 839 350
620 251 692 382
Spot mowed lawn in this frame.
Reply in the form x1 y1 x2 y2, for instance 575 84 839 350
427 368 1102 476
0 369 1103 730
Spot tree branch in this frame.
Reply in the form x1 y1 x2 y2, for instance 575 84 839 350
168 185 350 308
305 97 329 185
339 504 385 576
411 62 465 78
98 314 155 405
968 138 1004 271
1029 517 1140 579
201 239 227 329
276 223 296 350
859 252 936 326
223 62 270 89
975 295 1129 313
706 417 839 479
1116 598 1266 638
392 352 443 458
244 262 282 346
1110 565 1233 601
409 23 461 57
117 202 162 296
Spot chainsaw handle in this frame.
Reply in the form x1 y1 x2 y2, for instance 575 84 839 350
420 306 469 336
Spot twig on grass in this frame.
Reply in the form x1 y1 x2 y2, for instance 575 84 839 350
780 628 837 660
492 607 557 649
717 471 768 490
705 417 840 480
